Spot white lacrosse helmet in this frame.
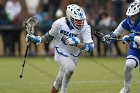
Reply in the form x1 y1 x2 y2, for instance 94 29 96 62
66 4 86 30
126 1 140 16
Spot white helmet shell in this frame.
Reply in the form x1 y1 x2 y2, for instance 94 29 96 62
126 1 140 16
66 4 86 20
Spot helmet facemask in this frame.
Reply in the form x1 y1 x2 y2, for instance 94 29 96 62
70 16 84 30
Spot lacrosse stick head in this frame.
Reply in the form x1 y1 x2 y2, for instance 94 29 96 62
24 16 38 34
94 31 105 41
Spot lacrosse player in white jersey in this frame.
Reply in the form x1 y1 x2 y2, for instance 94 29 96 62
26 4 94 93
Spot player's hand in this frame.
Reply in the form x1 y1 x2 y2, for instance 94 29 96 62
65 37 80 46
122 33 134 44
26 34 41 45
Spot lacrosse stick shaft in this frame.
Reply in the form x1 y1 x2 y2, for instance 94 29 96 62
94 31 122 42
108 38 122 41
19 42 30 78
19 16 38 78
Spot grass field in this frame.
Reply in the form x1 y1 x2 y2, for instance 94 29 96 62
0 56 139 93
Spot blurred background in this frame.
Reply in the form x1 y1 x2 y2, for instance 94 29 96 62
0 0 136 57
0 1 140 93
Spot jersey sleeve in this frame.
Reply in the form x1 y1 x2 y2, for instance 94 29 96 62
49 19 61 37
121 18 130 31
113 19 129 36
82 22 93 43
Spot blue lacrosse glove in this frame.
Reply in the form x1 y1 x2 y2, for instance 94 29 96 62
83 43 94 52
26 34 41 45
62 36 80 46
122 33 134 44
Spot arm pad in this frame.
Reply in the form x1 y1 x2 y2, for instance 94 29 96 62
43 32 54 43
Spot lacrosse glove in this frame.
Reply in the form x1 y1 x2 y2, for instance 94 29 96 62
103 31 117 44
26 34 41 45
83 43 94 53
62 36 80 46
122 33 134 44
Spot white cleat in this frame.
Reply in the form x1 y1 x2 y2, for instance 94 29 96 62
119 87 130 93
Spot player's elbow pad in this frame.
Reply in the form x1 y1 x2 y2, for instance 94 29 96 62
83 43 94 52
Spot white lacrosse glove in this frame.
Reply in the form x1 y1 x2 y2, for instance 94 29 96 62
64 37 80 46
26 34 41 45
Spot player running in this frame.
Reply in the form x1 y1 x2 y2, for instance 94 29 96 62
104 1 140 93
26 4 94 93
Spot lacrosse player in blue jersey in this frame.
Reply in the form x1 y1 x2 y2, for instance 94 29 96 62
26 4 94 93
104 1 140 93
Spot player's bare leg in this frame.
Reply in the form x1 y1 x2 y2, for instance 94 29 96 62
119 59 137 93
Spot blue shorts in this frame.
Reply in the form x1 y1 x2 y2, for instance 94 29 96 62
127 49 140 60
127 49 140 67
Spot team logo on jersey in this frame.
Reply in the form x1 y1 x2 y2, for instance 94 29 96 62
131 29 136 33
60 29 78 37
130 29 140 35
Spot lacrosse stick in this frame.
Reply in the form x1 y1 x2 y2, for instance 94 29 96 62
19 16 38 78
94 31 122 42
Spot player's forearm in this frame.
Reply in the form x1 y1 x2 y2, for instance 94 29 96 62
40 35 47 43
41 33 54 43
77 43 85 49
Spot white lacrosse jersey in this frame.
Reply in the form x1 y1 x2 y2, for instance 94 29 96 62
49 17 93 58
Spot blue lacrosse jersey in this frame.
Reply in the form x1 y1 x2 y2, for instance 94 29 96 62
121 17 140 60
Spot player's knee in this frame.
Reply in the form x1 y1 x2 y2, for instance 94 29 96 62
65 66 75 77
68 69 74 75
65 70 74 78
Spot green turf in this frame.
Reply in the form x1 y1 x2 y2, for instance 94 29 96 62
0 57 139 93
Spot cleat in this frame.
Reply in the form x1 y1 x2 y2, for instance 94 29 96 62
119 87 130 93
